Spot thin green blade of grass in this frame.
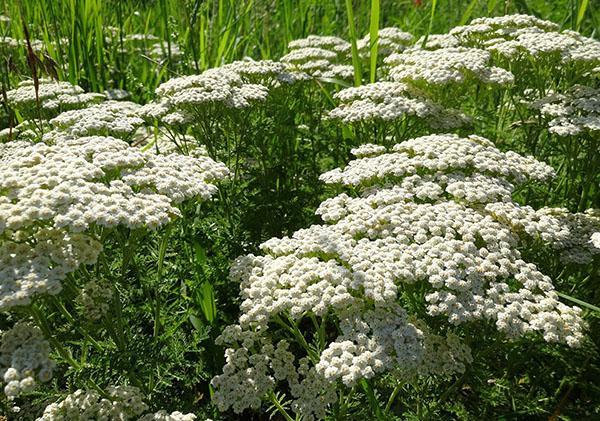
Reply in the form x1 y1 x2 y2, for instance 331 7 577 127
369 0 380 84
459 0 479 25
345 0 362 86
576 0 590 31
421 0 438 48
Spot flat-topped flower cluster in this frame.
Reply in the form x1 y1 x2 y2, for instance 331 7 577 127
36 385 197 420
212 133 588 419
326 82 470 130
5 79 105 120
524 85 600 136
0 136 228 310
1 322 55 399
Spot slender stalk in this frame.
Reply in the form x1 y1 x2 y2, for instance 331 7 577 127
368 0 380 83
345 0 362 86
29 303 81 370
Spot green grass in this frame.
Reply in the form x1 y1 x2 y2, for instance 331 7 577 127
1 0 598 97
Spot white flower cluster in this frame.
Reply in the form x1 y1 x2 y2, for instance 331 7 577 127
123 33 160 44
450 14 559 42
326 82 470 129
76 279 114 320
211 326 337 420
486 203 600 264
591 232 600 249
315 304 424 386
446 15 600 70
6 79 104 118
414 33 461 50
358 27 413 58
46 100 144 140
1 322 55 399
0 137 228 234
486 29 600 67
385 47 514 86
320 134 554 188
213 133 584 418
282 35 354 80
0 36 19 50
0 229 102 310
525 85 600 136
0 119 39 143
0 36 46 53
140 67 269 125
0 15 10 23
287 35 351 54
118 33 184 62
104 88 131 100
36 386 148 420
149 41 183 62
221 59 305 85
137 411 196 421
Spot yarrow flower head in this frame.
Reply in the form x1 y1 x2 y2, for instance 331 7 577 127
450 14 559 43
140 67 270 126
46 101 144 141
36 386 148 420
282 35 354 80
385 47 514 87
326 81 470 130
524 85 600 136
0 136 228 235
0 229 101 310
358 27 414 58
137 411 197 421
413 33 461 50
6 79 104 120
221 59 305 85
591 232 600 249
1 322 55 399
485 29 600 69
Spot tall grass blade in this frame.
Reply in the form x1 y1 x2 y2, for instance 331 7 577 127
345 0 362 86
460 0 479 25
421 0 438 48
576 0 590 31
368 0 380 83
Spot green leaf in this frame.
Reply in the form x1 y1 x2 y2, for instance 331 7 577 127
576 0 590 31
345 0 362 86
368 0 380 83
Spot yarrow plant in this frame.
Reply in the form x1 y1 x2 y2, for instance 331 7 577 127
45 100 144 141
211 133 588 419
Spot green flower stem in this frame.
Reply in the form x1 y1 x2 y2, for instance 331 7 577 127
273 314 320 363
29 303 82 370
384 381 403 414
360 378 386 420
154 224 172 338
48 296 104 351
